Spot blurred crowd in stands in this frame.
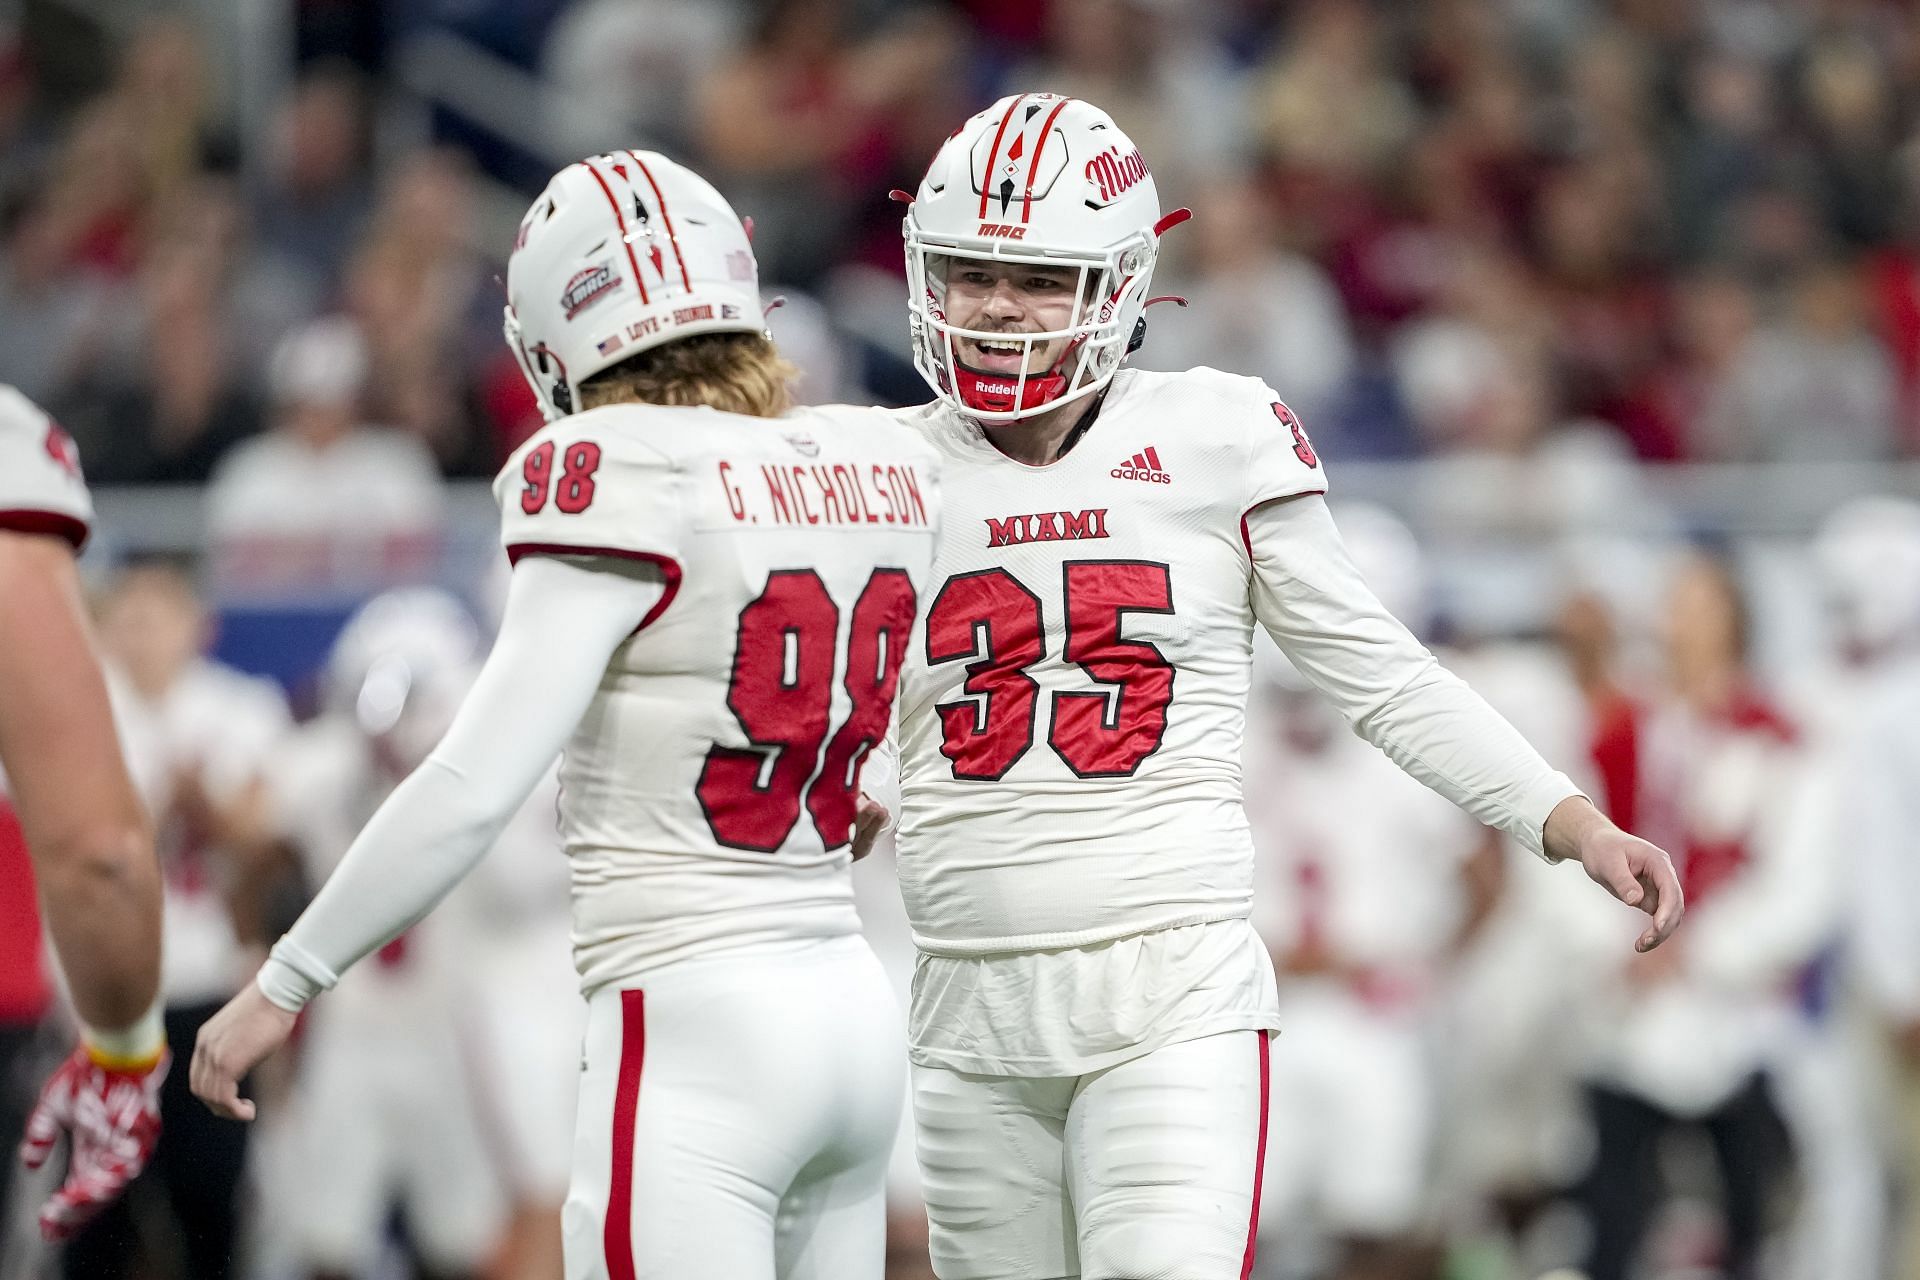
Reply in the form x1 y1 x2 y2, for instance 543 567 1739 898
5 0 1920 495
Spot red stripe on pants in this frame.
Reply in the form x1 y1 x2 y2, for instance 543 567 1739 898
1241 1030 1272 1279
604 989 647 1280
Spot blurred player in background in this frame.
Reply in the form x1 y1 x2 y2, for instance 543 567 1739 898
1425 581 1621 1277
259 589 505 1280
190 151 942 1280
1245 506 1497 1280
60 558 289 1278
1572 551 1825 1280
0 387 165 1242
869 94 1680 1280
1815 498 1920 1280
458 731 579 1280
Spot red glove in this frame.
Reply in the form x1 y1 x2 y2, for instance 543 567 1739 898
18 1045 167 1241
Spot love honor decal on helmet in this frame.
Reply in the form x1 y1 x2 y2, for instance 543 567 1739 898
503 151 765 421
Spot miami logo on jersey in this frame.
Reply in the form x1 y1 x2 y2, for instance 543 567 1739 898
985 508 1110 548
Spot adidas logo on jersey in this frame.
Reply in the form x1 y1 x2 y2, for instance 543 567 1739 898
1111 447 1171 483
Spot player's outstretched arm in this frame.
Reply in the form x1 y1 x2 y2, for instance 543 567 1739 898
1541 795 1684 952
0 530 169 1239
191 555 667 1120
1244 494 1683 950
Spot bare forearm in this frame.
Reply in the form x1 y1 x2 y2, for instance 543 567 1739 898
1542 794 1610 864
0 533 162 1028
34 826 162 1027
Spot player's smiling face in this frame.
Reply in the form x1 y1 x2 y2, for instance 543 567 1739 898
940 259 1084 377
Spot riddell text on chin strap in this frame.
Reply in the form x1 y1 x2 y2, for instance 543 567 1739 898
954 362 1071 415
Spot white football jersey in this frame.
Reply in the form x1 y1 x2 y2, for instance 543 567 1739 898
892 366 1324 954
1243 692 1480 976
268 715 467 1028
0 385 91 549
108 659 291 1005
494 401 941 992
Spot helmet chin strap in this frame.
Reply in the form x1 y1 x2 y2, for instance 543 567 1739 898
952 332 1086 415
953 362 1071 414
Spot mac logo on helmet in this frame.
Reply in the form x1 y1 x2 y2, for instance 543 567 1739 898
560 263 621 319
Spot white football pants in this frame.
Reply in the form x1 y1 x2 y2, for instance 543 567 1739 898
287 1004 504 1274
565 934 906 1280
913 1028 1272 1280
1259 988 1432 1238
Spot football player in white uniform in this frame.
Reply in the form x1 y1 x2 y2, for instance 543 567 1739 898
261 590 505 1280
1801 498 1920 1280
868 94 1683 1280
0 387 167 1242
67 559 290 1280
189 151 941 1280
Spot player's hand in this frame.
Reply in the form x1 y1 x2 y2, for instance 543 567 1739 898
1544 796 1684 952
19 1045 167 1241
189 983 296 1122
852 792 891 862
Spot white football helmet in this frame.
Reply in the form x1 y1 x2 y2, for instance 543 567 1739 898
902 93 1189 421
504 151 765 421
1334 502 1432 638
325 588 481 766
1813 495 1920 660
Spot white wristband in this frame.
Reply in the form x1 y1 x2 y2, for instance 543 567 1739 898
81 1001 166 1070
255 937 340 1013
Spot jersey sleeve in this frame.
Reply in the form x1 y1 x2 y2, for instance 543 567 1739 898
257 555 662 1011
1244 495 1581 858
1191 370 1327 515
493 417 684 580
0 386 92 549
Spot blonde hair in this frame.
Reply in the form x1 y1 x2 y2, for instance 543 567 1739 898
578 332 796 418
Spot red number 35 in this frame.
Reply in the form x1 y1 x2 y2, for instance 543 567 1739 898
1273 402 1317 469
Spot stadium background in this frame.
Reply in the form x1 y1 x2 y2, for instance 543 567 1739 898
3 0 1920 1277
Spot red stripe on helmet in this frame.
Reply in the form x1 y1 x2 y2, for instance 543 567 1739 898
580 158 650 306
627 150 694 292
977 94 1028 219
1020 97 1072 223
